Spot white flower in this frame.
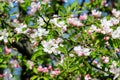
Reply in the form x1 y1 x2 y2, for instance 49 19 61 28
89 25 97 33
112 8 120 18
15 23 27 33
102 56 109 63
92 9 101 17
9 60 19 68
27 60 34 70
41 38 63 55
31 2 40 9
50 18 67 32
101 18 113 27
11 0 24 3
29 2 40 15
37 27 49 37
109 61 120 80
74 45 90 56
112 27 120 39
4 68 13 80
100 18 113 34
67 17 83 27
0 29 9 43
79 13 88 20
85 74 91 80
37 17 45 26
110 17 119 25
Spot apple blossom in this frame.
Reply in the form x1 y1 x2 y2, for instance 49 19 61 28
9 59 20 68
4 46 11 54
102 56 109 63
1 1 120 80
104 36 110 41
29 2 40 15
88 25 97 34
37 66 44 72
84 74 91 80
112 27 120 39
10 0 24 3
112 8 120 18
93 60 98 65
69 54 74 57
0 29 9 43
27 60 34 70
51 69 60 76
92 9 101 17
42 0 50 4
110 17 119 25
100 18 113 34
0 74 4 78
68 17 84 27
101 0 107 5
15 23 28 34
42 67 49 73
37 27 49 37
37 17 45 26
41 38 63 55
74 45 91 56
3 68 13 80
48 65 52 70
109 61 120 80
50 18 67 32
79 14 88 20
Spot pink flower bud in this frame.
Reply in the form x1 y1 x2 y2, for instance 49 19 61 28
0 74 4 78
93 60 98 65
37 5 40 10
104 36 110 41
43 67 48 73
43 0 50 3
92 10 101 17
79 14 87 20
102 56 109 63
115 48 119 53
95 29 101 32
48 65 52 70
62 26 67 32
13 19 19 23
88 30 93 35
70 14 75 18
37 66 43 72
54 69 60 76
85 74 91 80
33 42 38 47
69 54 74 57
4 46 11 54
53 15 59 18
112 9 116 14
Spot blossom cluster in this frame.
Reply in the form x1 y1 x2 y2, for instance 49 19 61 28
112 27 120 39
74 45 91 56
0 29 9 43
37 65 60 76
41 38 63 55
1 1 120 80
50 17 67 33
67 17 84 27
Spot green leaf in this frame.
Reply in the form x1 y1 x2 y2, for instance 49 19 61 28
39 77 48 80
0 47 2 52
0 65 7 68
30 75 38 80
31 49 43 60
33 68 38 74
70 1 78 10
58 46 67 54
